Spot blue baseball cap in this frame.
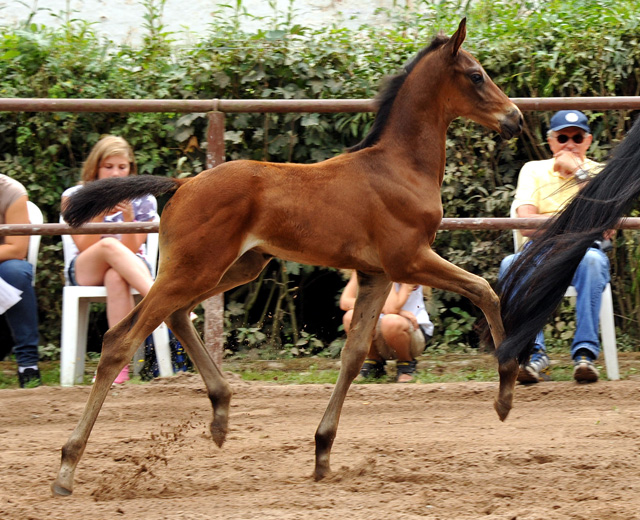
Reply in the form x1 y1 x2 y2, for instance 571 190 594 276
549 110 590 133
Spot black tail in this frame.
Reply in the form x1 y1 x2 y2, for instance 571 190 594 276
62 175 184 227
495 117 640 365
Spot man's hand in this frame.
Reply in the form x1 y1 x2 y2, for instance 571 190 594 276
553 150 582 177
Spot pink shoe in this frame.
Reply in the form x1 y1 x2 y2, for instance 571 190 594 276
113 365 130 385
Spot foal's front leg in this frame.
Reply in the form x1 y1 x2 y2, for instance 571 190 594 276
313 272 390 480
390 247 518 421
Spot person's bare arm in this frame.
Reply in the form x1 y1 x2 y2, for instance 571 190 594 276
339 271 358 311
516 204 549 237
62 197 146 253
382 284 412 314
0 195 29 261
113 202 147 253
382 284 419 328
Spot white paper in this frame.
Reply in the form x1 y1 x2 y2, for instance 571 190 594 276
0 276 23 314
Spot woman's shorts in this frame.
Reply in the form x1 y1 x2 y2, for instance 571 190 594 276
67 254 152 286
374 319 433 360
409 325 432 358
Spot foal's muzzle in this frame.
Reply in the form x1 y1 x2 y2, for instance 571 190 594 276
499 107 524 140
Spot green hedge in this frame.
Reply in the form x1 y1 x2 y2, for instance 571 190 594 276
1 0 640 356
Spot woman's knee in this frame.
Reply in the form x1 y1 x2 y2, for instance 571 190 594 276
342 310 353 334
380 314 411 338
499 253 517 278
97 237 130 257
580 249 610 278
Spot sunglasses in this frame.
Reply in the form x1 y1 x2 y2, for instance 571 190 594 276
555 133 585 144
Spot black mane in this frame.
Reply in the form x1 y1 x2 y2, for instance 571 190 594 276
347 34 450 153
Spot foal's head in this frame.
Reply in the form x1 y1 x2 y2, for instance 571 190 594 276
424 18 522 139
349 18 522 152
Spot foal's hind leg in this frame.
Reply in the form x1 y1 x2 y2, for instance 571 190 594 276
52 247 271 497
52 301 168 496
390 248 518 421
165 308 231 447
165 250 273 447
314 272 390 481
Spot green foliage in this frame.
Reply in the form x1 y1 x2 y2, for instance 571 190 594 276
2 0 640 357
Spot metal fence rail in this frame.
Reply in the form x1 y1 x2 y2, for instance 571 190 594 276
3 96 640 113
3 218 640 237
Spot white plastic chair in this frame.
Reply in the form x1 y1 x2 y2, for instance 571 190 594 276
510 202 619 380
59 218 173 386
26 201 43 285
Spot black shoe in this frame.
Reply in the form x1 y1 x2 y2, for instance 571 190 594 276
358 359 386 379
18 368 41 388
395 359 418 382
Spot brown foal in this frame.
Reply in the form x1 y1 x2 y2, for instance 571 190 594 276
52 18 523 496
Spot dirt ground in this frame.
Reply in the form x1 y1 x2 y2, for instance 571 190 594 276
3 369 640 520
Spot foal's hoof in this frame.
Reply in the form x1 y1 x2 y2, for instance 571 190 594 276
313 463 331 481
313 468 329 481
51 480 73 497
493 398 512 422
210 423 227 448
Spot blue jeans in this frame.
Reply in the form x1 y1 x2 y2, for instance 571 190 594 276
0 259 39 366
499 247 610 360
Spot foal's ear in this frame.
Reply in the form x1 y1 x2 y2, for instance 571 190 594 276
447 17 467 57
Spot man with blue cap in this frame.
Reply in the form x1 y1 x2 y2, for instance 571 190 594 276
499 110 611 384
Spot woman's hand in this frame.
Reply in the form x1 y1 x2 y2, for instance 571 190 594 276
113 202 135 222
398 310 418 330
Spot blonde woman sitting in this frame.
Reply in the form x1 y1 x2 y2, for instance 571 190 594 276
61 135 158 384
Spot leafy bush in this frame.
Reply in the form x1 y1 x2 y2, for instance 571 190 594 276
1 0 640 357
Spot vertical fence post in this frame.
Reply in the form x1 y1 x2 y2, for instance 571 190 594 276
202 110 226 367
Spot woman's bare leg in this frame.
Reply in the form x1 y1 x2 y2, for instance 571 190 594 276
378 315 413 360
103 268 137 326
73 237 153 295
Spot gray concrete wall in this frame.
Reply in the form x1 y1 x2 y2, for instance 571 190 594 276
2 1 418 45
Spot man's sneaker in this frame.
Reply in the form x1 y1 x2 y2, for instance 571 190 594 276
573 356 599 383
517 353 551 384
17 368 41 388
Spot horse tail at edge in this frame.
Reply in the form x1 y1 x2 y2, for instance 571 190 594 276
495 117 640 365
62 175 187 227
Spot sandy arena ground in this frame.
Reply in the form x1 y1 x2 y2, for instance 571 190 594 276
3 370 640 520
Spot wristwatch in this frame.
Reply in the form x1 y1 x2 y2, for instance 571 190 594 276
574 168 589 181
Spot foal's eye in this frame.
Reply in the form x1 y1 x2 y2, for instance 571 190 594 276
469 72 484 85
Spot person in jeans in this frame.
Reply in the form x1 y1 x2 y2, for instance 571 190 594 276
0 174 40 387
500 110 611 384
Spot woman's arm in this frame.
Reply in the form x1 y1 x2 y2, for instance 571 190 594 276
383 284 419 328
113 202 147 253
381 283 413 314
0 195 30 262
339 271 358 311
62 197 147 253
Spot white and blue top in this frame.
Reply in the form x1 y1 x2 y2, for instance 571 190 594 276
385 283 434 337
